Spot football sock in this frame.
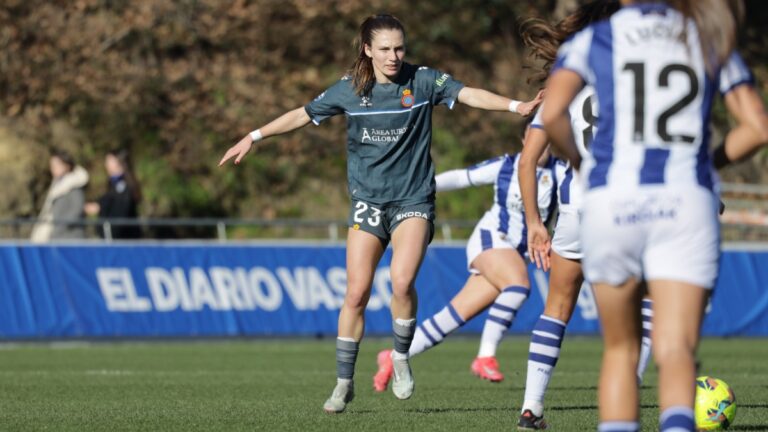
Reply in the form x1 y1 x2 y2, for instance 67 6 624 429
660 406 695 431
477 286 529 357
597 421 640 432
336 337 359 380
408 304 466 357
393 318 416 357
637 298 653 384
522 315 567 416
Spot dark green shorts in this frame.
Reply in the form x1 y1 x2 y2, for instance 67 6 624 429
347 199 435 245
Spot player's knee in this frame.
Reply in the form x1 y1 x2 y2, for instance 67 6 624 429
653 340 694 367
389 273 416 297
543 300 575 322
343 286 369 310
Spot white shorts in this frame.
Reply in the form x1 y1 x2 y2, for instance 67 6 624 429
551 209 583 260
466 212 526 274
581 186 720 288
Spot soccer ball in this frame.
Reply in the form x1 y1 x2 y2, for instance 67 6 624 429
695 376 737 430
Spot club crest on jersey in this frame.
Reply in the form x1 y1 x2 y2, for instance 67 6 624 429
360 96 372 108
401 89 414 108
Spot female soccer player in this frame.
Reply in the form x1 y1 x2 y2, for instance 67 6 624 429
218 14 542 414
373 133 557 392
541 1 766 431
514 3 649 429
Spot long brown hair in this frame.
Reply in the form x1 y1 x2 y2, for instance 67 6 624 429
668 0 743 73
107 148 142 203
350 14 405 96
521 1 620 85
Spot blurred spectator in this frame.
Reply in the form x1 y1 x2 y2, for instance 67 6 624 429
31 150 89 242
84 149 142 239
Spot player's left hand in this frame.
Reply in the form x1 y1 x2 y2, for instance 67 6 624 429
219 135 254 166
517 89 545 117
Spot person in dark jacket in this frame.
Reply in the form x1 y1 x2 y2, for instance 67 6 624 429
85 149 142 239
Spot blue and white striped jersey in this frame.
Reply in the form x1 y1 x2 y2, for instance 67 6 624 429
554 3 754 191
532 86 597 210
436 154 558 236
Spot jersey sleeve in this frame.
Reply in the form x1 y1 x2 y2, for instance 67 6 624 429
304 79 348 125
466 156 505 186
421 67 465 109
719 51 754 96
551 27 595 84
435 169 472 192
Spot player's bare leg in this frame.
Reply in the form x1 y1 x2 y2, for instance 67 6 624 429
324 229 384 413
519 252 582 429
387 217 430 400
649 281 707 431
471 248 529 382
593 278 642 429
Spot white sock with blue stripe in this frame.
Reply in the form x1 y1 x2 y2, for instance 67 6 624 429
408 304 466 357
477 286 529 357
597 421 640 432
660 406 695 432
637 298 653 384
522 315 567 416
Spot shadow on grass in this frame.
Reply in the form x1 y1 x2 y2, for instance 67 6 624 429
405 407 504 414
549 404 658 411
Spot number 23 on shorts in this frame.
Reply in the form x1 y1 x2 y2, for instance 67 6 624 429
352 201 382 228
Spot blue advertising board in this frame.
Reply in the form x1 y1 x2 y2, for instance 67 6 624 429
0 243 765 338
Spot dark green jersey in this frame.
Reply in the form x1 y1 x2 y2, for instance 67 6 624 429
305 63 464 206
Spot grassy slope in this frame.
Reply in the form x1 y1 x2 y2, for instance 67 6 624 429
0 337 766 431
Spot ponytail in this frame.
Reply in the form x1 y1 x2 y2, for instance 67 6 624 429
521 0 620 85
671 0 742 74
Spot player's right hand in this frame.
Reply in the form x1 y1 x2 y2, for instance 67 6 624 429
527 220 551 271
219 135 253 166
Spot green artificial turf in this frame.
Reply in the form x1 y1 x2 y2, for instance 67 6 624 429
0 337 765 431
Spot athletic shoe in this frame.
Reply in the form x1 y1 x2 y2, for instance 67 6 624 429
470 356 504 382
391 352 414 400
323 379 354 414
517 409 548 430
373 349 393 392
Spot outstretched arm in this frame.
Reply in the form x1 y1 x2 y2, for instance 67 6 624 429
519 127 552 270
219 107 311 166
457 88 544 116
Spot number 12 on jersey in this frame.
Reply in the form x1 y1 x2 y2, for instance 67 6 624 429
622 61 700 145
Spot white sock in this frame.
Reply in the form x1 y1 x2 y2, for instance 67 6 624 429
637 298 653 384
477 286 529 357
522 315 566 416
598 421 639 432
408 304 465 357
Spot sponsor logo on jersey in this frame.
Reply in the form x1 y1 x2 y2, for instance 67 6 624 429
360 96 372 107
401 89 414 107
361 126 409 144
395 211 429 221
435 73 450 87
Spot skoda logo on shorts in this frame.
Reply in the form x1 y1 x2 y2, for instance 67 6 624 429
396 211 428 221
